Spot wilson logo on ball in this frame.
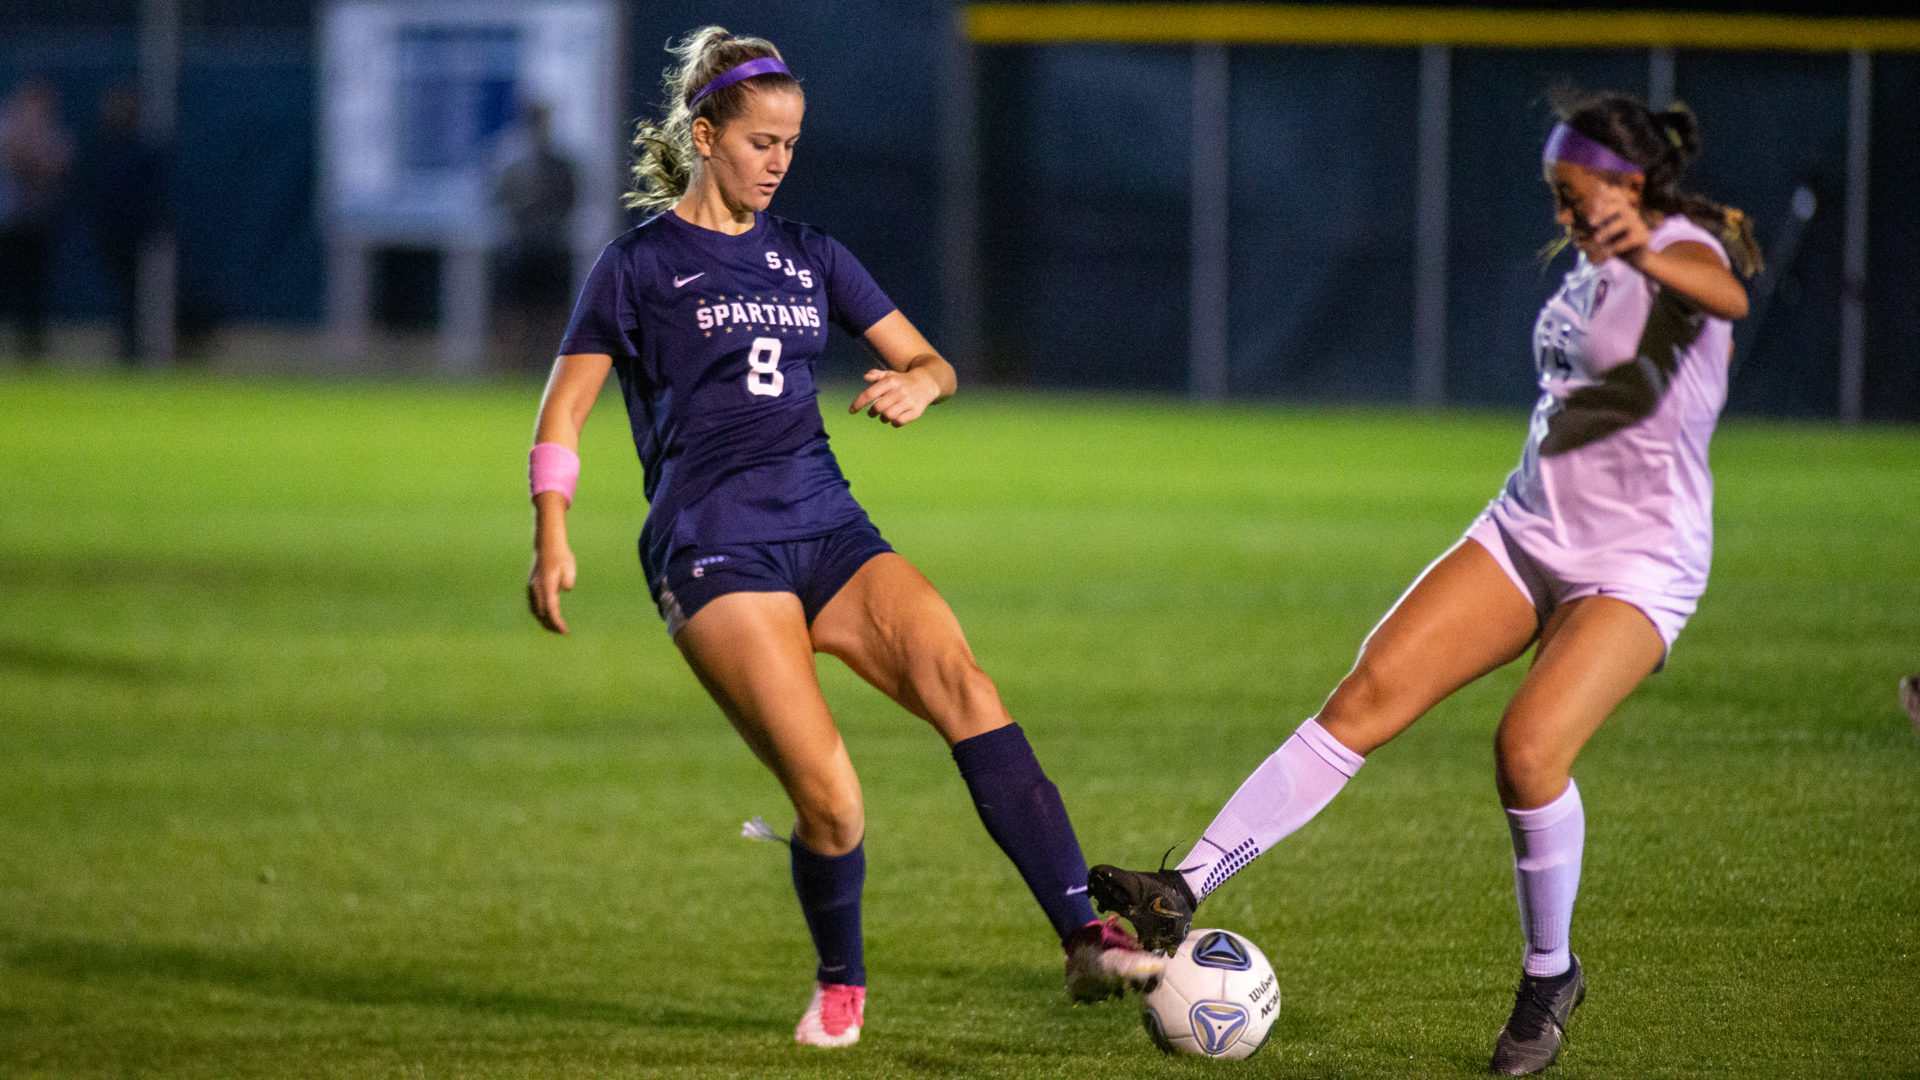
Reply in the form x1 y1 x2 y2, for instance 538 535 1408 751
1192 931 1252 970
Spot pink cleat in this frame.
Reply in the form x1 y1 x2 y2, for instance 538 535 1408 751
1064 914 1168 1002
794 981 865 1047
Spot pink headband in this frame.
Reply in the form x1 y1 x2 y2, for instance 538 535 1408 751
688 57 792 110
1543 123 1642 175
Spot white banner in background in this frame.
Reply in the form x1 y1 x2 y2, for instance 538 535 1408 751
319 0 621 248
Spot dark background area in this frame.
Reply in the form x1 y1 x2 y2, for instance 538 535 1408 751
3 0 1914 420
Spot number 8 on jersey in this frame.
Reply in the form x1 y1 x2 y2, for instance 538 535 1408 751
746 336 784 397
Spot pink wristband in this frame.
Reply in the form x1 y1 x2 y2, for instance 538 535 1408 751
529 442 580 506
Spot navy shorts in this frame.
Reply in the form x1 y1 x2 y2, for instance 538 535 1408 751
648 518 894 636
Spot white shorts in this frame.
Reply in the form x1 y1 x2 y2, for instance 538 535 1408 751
1462 511 1694 660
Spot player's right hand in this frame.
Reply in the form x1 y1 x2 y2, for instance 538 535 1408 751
850 366 941 427
1583 184 1649 266
528 544 578 634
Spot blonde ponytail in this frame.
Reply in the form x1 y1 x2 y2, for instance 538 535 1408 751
625 26 796 213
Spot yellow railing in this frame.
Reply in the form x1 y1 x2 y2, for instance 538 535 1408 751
963 4 1920 50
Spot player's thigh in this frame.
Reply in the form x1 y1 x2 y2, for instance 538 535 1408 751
676 590 862 823
1318 538 1540 753
810 552 1009 743
1494 595 1664 806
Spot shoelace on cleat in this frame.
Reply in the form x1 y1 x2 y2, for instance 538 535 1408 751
1505 976 1566 1042
1157 844 1181 875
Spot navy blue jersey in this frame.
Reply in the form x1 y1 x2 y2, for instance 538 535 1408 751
557 210 897 576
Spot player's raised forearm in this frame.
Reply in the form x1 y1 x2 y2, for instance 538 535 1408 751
1627 244 1748 321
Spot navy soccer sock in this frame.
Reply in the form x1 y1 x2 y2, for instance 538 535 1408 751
790 836 867 987
951 723 1099 942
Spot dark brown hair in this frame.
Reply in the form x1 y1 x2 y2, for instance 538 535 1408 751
625 26 800 213
1548 89 1761 278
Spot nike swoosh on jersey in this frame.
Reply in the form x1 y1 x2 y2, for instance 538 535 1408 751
673 272 705 287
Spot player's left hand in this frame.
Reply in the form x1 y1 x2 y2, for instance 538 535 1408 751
850 367 940 427
1586 184 1650 266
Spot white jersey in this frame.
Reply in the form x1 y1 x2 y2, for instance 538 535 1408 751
1486 215 1733 613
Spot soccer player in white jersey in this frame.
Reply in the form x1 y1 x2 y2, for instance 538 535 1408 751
1091 92 1761 1075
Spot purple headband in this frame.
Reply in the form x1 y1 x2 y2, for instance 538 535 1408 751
688 56 792 110
1543 123 1642 175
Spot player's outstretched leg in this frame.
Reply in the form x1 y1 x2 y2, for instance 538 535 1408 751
1095 541 1537 953
949 723 1161 999
949 720 1167 1000
1490 955 1585 1074
1089 716 1362 953
812 553 1160 1000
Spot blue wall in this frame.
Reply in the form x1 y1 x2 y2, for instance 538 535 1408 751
0 30 323 329
3 4 1915 420
974 38 1917 420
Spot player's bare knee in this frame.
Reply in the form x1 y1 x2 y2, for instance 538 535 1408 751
793 791 864 855
954 660 1002 718
1322 657 1414 735
913 648 1000 725
1493 727 1565 804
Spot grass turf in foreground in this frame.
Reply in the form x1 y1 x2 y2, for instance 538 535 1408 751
0 373 1916 1078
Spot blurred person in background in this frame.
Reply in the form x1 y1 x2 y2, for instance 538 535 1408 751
0 77 74 361
88 84 165 365
491 100 577 373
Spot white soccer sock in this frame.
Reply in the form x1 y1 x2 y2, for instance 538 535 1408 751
1507 779 1584 978
1177 718 1365 902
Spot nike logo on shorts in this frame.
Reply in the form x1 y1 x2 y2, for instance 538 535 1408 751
673 272 705 287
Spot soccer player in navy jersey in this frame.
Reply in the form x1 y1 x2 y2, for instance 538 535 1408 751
522 27 1159 1046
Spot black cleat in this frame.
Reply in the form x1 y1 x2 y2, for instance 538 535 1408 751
1490 956 1586 1075
1087 864 1197 955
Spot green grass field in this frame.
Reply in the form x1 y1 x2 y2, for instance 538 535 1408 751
2 372 1916 1078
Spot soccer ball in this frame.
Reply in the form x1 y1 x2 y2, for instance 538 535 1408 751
1139 928 1278 1059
